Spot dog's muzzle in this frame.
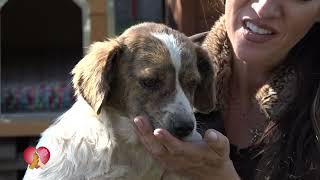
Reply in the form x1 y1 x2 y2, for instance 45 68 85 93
168 113 195 139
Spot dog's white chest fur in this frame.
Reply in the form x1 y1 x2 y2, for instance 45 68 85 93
23 98 184 180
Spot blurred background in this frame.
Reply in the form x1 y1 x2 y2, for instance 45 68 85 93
0 0 221 179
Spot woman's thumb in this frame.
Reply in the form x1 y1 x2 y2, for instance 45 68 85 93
204 129 230 157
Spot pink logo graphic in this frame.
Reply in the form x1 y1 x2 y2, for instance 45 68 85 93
23 146 50 169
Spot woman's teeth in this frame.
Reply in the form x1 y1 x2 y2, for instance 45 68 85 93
245 21 272 35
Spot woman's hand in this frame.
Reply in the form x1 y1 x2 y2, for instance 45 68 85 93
133 116 240 180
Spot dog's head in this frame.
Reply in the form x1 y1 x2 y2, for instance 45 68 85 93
72 23 215 140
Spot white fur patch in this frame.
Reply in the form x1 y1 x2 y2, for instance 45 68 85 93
152 33 197 136
22 97 165 180
23 98 114 180
151 33 182 72
174 85 194 115
151 33 187 111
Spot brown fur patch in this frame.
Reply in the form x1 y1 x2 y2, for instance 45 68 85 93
72 39 121 113
194 47 215 113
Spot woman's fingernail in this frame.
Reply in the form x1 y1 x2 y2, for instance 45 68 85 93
154 129 164 139
134 117 144 130
208 131 218 141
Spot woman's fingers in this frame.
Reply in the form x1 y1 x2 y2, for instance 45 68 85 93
132 115 236 180
154 129 184 154
154 128 229 156
154 129 211 160
133 116 233 177
133 116 167 156
134 117 229 159
204 129 230 158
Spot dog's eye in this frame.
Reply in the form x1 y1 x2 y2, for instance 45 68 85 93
139 78 160 91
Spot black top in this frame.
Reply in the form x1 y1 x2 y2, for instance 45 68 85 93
196 111 262 180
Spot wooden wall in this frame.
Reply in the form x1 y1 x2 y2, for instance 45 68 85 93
89 0 108 42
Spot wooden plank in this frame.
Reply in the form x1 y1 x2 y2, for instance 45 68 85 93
0 113 56 137
88 0 108 42
0 121 51 137
0 113 59 122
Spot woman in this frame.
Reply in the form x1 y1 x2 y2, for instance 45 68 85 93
133 0 320 179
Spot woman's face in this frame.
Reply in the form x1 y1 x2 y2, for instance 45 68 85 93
225 0 320 70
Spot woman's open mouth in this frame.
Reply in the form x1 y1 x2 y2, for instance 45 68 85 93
242 19 278 43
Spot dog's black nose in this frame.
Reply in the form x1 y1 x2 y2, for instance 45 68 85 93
172 120 194 139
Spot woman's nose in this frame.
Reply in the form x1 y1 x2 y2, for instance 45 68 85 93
251 0 282 19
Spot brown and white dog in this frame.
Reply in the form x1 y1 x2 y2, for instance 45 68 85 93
23 22 215 180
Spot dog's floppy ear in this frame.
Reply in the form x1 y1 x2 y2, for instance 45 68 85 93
194 47 216 113
189 32 208 45
72 39 121 114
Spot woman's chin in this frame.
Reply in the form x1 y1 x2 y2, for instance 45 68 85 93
234 45 273 64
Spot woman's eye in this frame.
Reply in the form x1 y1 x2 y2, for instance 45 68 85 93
139 78 160 91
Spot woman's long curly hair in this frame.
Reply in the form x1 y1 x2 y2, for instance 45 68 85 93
255 22 320 180
210 0 320 179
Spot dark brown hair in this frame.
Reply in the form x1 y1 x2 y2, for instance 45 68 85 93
255 23 320 180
